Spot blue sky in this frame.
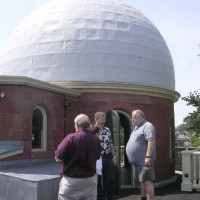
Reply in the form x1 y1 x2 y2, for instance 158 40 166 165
125 0 200 126
0 0 199 126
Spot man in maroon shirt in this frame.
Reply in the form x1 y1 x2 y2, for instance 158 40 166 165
55 114 101 200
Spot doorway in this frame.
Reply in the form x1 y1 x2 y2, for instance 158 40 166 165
105 110 133 192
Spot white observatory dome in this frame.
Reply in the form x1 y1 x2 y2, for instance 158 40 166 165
0 0 175 90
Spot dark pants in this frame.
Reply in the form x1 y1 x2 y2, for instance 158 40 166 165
99 154 115 200
97 175 104 200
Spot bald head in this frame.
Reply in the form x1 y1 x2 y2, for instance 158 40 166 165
131 109 145 126
74 114 90 130
132 110 145 118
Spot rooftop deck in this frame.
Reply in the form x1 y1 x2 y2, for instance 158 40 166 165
116 172 200 200
0 160 199 200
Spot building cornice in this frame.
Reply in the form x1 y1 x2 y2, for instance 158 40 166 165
0 76 81 97
53 81 180 102
0 77 180 102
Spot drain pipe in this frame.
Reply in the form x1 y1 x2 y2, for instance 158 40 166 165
63 100 71 138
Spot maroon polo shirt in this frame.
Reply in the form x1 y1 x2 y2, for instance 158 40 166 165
55 130 101 178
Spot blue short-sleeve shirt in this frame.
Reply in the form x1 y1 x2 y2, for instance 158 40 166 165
126 120 156 165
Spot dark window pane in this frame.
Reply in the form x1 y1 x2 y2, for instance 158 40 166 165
32 109 43 148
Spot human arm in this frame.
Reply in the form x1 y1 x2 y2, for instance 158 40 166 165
144 140 155 166
55 156 63 163
54 135 71 164
109 143 117 166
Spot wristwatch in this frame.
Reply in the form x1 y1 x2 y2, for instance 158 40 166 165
145 155 151 158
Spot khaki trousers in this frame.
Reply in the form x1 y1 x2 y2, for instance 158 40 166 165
58 174 97 200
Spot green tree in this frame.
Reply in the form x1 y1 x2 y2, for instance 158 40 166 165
182 90 200 135
191 137 200 147
176 123 187 134
182 90 200 146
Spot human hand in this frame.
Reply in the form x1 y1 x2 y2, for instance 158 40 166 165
144 157 150 166
112 157 118 166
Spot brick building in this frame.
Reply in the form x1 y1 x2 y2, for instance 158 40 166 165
0 0 180 189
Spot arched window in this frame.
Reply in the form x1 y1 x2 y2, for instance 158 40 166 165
32 106 47 151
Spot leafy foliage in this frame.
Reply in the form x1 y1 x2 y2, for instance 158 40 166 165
182 90 200 135
176 123 187 134
191 136 200 147
181 90 200 146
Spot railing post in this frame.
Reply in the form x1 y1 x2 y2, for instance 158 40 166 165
181 141 192 191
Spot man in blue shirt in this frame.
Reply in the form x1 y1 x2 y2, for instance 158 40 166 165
126 110 156 200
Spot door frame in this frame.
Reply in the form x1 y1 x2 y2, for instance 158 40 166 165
106 110 135 190
115 110 135 188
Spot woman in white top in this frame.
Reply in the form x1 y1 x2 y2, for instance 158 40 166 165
90 124 103 199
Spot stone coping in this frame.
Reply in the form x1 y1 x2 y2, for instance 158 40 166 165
0 140 24 159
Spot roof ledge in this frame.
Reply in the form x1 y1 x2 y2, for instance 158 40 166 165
0 75 81 97
0 141 24 159
53 81 180 102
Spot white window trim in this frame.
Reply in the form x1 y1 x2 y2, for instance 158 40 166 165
32 106 47 152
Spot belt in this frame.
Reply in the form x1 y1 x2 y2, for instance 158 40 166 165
63 174 96 179
63 175 77 179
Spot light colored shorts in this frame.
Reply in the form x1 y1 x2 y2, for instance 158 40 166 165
58 174 97 200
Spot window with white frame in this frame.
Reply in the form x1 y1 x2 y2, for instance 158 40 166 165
32 106 47 151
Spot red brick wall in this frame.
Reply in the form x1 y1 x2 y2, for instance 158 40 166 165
0 87 175 182
0 85 67 160
66 92 175 182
